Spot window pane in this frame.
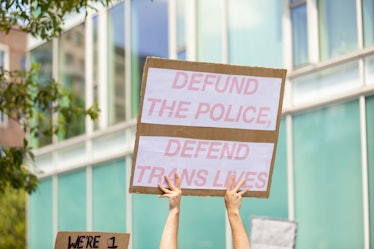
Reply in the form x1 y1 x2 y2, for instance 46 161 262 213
228 0 283 67
363 0 374 47
93 159 126 232
292 61 359 106
179 197 226 249
365 54 374 85
318 0 358 60
132 195 166 249
58 23 86 140
93 15 99 130
108 3 126 125
131 0 168 118
367 96 374 245
176 0 186 59
197 0 223 62
291 3 309 68
293 101 363 248
242 119 288 226
58 169 86 230
28 178 53 249
30 41 53 147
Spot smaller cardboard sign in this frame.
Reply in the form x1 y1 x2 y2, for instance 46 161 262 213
54 231 130 249
250 217 297 249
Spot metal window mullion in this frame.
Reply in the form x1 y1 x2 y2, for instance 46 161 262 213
126 155 133 249
85 9 94 135
359 96 370 249
168 0 177 60
283 0 293 70
286 114 295 220
52 38 59 144
98 6 108 129
307 0 319 63
185 0 196 61
357 0 364 50
125 0 132 121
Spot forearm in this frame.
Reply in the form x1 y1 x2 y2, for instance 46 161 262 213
227 211 250 249
160 209 180 249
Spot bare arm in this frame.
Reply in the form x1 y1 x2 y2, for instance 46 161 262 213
225 173 251 249
158 172 182 249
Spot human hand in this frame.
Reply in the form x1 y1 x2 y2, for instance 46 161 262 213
158 172 182 211
224 173 248 215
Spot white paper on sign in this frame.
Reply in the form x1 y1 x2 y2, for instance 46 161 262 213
133 136 274 191
250 216 298 249
141 68 282 131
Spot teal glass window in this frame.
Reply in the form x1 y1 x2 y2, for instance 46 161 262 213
58 23 86 140
58 169 86 231
242 119 288 230
132 195 226 249
363 0 374 47
108 2 126 125
196 0 223 62
131 0 168 118
367 96 374 245
318 0 358 60
28 178 53 249
92 159 126 232
291 2 309 68
30 41 53 148
132 195 166 249
180 197 226 249
228 0 283 67
293 101 363 248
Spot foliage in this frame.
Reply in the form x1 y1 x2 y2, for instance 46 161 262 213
0 0 112 194
0 188 26 249
0 65 100 194
0 0 114 39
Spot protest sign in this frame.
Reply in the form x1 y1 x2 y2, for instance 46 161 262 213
129 57 287 197
54 231 130 249
250 216 298 249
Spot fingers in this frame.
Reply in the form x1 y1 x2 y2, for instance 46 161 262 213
158 172 181 194
226 173 249 194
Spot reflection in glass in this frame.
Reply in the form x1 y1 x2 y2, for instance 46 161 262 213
177 0 186 60
366 96 374 244
318 0 357 60
131 0 168 118
30 41 53 147
291 3 308 68
58 23 86 140
365 55 374 85
293 101 363 248
363 0 374 47
227 0 283 67
292 61 359 105
93 15 99 129
196 0 223 62
108 3 126 125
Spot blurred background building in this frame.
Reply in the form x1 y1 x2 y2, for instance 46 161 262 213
0 28 26 148
27 0 374 249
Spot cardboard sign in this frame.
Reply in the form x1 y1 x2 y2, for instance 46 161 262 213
250 216 298 249
130 57 287 198
54 231 130 249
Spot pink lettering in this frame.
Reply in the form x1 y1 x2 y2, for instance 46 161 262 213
164 139 181 156
172 71 188 89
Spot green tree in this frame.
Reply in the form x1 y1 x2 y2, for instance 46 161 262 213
0 0 114 194
0 188 26 248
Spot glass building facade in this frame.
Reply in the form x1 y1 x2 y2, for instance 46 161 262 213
27 1 374 248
